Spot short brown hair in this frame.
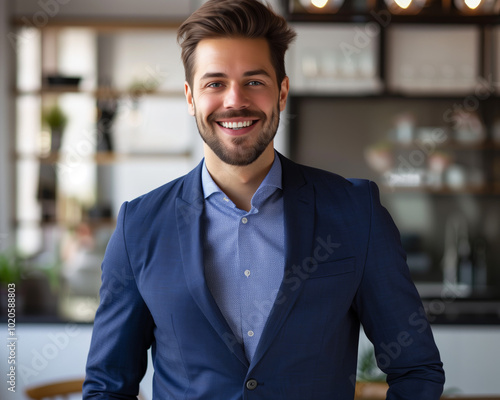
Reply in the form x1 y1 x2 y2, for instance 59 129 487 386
177 0 296 89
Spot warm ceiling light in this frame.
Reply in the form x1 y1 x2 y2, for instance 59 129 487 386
298 0 344 13
464 0 481 8
454 0 495 13
385 0 426 13
394 0 412 8
311 0 329 7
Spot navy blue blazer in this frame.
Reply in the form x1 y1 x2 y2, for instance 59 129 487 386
84 153 444 399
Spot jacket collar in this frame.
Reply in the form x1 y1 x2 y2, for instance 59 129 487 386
250 153 316 367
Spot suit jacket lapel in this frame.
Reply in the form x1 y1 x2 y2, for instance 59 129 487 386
251 154 316 366
175 162 249 367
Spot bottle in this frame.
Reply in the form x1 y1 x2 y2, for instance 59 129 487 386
456 232 473 287
472 237 488 292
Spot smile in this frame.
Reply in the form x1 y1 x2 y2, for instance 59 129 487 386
217 120 257 130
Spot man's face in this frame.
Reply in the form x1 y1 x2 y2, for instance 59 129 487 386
185 37 289 166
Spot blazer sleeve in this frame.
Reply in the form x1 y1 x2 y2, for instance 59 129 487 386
83 202 155 399
353 181 445 399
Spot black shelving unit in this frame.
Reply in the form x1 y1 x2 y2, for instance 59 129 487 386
283 0 500 321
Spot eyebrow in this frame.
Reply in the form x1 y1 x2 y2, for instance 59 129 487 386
200 69 272 80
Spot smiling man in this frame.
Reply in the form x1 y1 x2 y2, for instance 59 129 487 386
187 37 284 166
83 1 445 399
185 36 288 211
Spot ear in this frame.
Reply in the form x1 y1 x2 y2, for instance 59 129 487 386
184 82 195 116
279 76 290 112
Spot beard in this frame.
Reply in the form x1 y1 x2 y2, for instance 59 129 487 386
193 101 281 166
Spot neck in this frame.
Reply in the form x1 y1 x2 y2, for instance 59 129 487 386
204 145 275 212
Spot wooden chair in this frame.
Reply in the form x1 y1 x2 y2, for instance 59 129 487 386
25 378 84 399
354 381 388 399
25 378 146 400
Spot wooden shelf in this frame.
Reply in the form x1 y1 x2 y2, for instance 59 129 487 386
15 87 185 98
16 218 117 228
392 140 500 151
17 151 192 164
92 151 192 164
381 184 500 195
289 91 500 100
12 17 183 30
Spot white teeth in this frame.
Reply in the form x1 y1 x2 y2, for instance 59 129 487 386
220 120 253 129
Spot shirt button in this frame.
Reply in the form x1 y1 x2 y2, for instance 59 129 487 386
247 330 254 337
244 270 251 277
246 379 258 390
241 217 248 224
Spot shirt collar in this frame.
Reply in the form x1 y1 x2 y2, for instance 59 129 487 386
201 151 282 200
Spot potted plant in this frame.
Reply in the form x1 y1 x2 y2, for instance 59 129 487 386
0 249 25 287
355 346 388 398
42 104 68 152
0 247 63 317
0 249 26 314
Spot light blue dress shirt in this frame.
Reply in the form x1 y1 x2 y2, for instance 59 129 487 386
201 153 285 361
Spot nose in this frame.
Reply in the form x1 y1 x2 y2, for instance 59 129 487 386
223 83 249 110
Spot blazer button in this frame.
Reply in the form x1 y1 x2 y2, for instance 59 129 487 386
246 379 258 390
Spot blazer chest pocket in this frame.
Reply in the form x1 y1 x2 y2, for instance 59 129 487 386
307 257 356 279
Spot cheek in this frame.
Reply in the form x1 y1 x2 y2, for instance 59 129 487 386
195 95 220 118
254 92 278 114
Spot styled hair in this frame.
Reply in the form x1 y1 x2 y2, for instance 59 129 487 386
177 0 296 88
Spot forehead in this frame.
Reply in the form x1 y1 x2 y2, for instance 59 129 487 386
192 37 275 81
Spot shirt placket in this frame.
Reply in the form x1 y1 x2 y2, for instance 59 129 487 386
237 207 260 361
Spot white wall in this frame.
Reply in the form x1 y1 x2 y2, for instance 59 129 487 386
0 0 14 251
434 326 500 395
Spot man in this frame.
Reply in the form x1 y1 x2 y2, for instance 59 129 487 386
83 0 445 399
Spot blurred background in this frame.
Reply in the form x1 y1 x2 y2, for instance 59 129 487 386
0 0 499 398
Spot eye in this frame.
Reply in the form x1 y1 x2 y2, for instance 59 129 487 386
207 82 223 88
248 81 264 86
